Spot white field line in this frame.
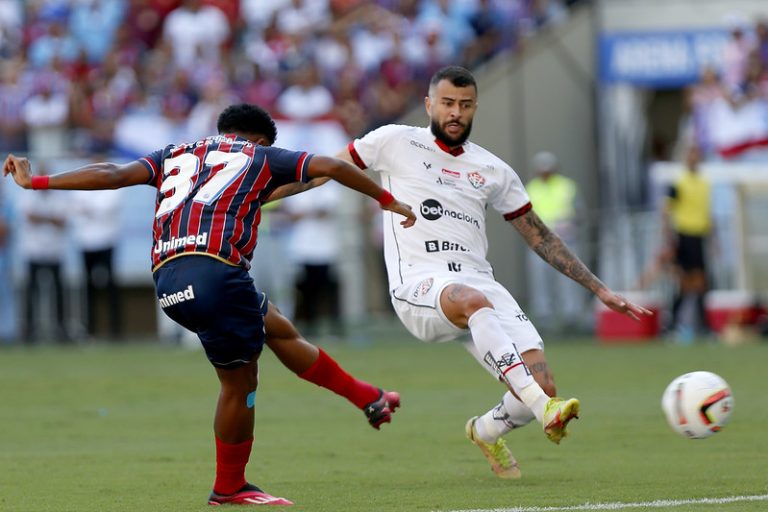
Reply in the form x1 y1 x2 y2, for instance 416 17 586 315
439 493 768 512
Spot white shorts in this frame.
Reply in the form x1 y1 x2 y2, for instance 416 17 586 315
390 270 544 354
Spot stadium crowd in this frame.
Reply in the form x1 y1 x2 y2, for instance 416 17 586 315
678 14 768 163
0 0 579 158
0 0 583 344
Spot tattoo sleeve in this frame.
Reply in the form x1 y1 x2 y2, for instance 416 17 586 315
510 210 606 294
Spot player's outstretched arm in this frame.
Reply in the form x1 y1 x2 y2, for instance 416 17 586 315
510 208 651 321
307 155 416 227
3 154 150 191
262 177 331 204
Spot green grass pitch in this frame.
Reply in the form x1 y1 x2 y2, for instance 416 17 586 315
1 335 766 512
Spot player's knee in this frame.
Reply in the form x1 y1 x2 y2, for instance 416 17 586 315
461 288 493 315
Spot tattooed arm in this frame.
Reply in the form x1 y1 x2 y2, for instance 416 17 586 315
510 208 605 294
509 208 651 320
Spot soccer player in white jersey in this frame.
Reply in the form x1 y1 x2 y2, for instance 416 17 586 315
337 66 651 478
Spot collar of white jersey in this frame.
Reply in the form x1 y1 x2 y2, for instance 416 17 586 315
433 137 466 157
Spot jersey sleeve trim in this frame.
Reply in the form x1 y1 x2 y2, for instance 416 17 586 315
503 201 532 221
139 157 159 185
348 141 367 170
296 152 311 183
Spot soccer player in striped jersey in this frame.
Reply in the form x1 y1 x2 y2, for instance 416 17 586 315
3 103 416 506
337 66 651 479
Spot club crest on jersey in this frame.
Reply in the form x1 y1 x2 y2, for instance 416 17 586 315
467 171 486 189
412 277 434 299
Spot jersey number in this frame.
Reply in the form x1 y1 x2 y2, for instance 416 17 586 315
156 151 252 218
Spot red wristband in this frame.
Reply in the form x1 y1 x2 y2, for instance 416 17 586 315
31 176 50 190
377 190 395 207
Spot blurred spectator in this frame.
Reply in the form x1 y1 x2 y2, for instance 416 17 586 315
680 66 724 159
276 62 334 119
27 20 79 69
17 164 70 343
464 0 507 67
0 0 22 59
127 0 177 49
721 12 755 91
71 187 123 340
184 78 237 141
22 78 69 159
331 64 367 136
754 18 768 70
0 181 17 343
415 0 474 56
69 0 125 64
663 146 713 340
282 182 344 338
525 151 585 331
276 0 330 36
161 0 230 70
241 0 291 33
0 59 30 153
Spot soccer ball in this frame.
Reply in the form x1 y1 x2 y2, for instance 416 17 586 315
661 371 734 439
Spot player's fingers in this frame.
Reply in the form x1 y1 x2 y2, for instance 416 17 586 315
631 303 653 316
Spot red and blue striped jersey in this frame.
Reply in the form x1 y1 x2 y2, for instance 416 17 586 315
140 134 312 270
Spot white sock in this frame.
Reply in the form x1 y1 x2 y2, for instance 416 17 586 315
474 391 538 443
468 307 549 422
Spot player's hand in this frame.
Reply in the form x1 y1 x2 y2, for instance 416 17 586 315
382 199 416 228
597 289 652 321
2 154 33 189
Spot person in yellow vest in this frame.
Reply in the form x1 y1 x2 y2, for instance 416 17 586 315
525 151 584 332
664 145 712 338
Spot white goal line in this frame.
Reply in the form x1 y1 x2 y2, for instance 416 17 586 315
439 493 768 512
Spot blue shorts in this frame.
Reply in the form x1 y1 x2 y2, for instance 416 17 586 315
153 255 268 368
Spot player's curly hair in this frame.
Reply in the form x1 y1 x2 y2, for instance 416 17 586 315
429 66 477 91
217 104 277 145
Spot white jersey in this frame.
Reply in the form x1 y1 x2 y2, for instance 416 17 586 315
350 125 531 289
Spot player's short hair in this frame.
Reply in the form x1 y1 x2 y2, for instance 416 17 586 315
429 66 477 92
217 104 277 145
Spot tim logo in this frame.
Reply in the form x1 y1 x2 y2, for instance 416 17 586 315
447 262 462 272
467 171 486 189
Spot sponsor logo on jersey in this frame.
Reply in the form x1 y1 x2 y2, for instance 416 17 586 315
441 168 461 178
424 240 470 253
158 285 195 309
154 232 208 254
410 140 436 152
412 277 434 299
447 261 462 272
467 171 486 189
419 199 480 228
422 161 432 170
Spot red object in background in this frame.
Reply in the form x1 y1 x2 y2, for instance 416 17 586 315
595 292 661 342
596 306 661 342
705 290 765 333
